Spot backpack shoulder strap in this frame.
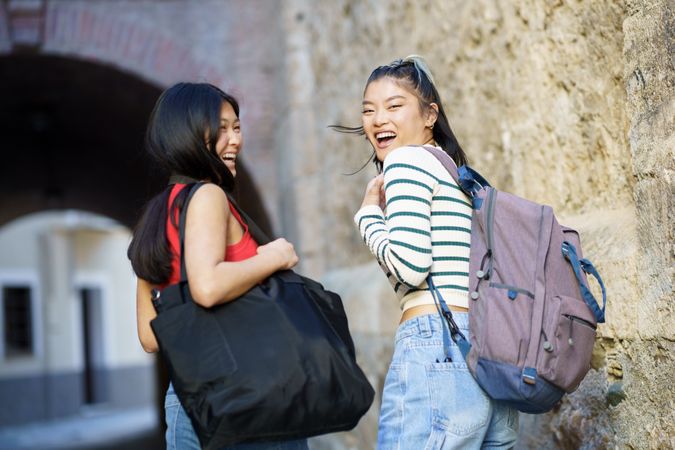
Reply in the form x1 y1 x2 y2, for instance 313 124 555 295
422 146 491 200
422 145 460 183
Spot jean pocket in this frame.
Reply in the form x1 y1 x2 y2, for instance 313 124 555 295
425 362 490 436
506 404 519 432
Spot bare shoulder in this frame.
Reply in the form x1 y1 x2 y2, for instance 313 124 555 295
190 183 227 203
186 183 228 217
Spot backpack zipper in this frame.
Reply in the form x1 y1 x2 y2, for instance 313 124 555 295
489 282 535 299
485 188 497 278
563 314 596 330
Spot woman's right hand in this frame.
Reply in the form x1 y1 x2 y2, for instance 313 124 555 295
257 238 299 270
361 173 385 209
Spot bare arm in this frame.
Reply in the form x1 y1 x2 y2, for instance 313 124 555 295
136 277 159 353
185 183 298 308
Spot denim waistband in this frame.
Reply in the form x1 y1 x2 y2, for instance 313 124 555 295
395 312 469 342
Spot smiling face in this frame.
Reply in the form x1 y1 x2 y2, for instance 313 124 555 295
362 77 437 162
215 101 243 177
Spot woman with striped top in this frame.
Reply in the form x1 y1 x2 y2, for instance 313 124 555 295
349 56 518 449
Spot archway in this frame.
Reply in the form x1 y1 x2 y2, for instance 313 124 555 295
0 54 272 233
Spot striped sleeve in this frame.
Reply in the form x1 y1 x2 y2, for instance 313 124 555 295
354 147 436 288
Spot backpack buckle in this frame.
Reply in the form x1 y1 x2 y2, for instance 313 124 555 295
522 367 537 385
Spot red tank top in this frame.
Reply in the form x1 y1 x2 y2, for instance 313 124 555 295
164 183 259 286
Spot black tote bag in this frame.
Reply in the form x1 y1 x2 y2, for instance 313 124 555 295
150 183 374 449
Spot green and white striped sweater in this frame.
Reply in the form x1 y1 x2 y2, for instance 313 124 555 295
354 145 473 311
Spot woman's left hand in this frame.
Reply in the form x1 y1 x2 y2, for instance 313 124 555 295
361 174 385 210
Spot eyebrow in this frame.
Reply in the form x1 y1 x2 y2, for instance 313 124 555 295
362 95 407 105
220 118 240 124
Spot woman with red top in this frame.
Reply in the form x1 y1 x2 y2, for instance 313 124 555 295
127 83 306 450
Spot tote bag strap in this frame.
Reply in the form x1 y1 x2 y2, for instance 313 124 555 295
178 182 205 283
170 172 273 245
176 182 274 282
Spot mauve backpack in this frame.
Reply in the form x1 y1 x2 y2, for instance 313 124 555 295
423 145 606 414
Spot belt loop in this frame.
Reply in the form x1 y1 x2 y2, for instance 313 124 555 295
418 314 432 337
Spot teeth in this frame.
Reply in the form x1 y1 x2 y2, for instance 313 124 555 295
223 153 236 161
376 132 396 139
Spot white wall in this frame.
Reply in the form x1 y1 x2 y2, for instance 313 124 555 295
71 228 147 368
0 210 152 379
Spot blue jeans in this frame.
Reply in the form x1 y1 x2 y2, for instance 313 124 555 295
165 384 309 450
377 313 519 449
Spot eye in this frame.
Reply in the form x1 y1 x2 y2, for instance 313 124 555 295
362 108 374 114
388 104 402 110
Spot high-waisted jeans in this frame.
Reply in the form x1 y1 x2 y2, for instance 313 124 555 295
377 312 519 449
165 383 309 450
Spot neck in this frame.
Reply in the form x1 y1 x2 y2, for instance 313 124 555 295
423 136 437 147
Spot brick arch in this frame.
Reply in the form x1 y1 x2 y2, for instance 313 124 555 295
1 0 283 234
42 6 230 92
0 53 272 236
0 1 229 92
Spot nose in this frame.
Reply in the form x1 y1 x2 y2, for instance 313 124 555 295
373 108 388 127
228 129 241 148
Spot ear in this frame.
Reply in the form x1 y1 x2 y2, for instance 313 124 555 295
426 103 439 128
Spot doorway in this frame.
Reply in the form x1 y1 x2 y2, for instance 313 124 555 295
79 286 107 405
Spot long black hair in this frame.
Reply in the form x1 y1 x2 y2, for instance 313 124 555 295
127 82 239 285
332 55 467 172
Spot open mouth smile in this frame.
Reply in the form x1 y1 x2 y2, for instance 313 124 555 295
375 131 396 147
222 153 237 163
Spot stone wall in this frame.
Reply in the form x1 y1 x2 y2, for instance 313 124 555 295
2 0 670 446
281 0 674 448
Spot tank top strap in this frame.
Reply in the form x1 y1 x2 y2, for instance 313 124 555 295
227 201 249 233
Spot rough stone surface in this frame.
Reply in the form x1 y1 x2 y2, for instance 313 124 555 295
283 0 674 449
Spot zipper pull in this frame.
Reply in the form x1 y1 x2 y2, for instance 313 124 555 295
568 316 574 346
541 330 553 352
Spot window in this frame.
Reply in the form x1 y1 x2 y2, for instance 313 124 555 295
3 285 33 358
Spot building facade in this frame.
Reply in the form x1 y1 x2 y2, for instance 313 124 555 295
0 211 152 425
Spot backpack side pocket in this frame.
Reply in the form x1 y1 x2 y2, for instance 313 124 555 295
538 295 596 392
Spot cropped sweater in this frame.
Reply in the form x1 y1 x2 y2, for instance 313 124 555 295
354 145 473 311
